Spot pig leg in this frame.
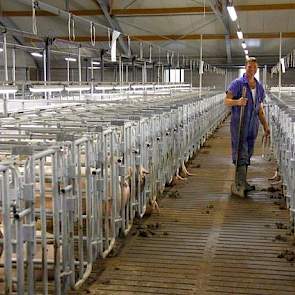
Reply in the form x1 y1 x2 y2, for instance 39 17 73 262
181 161 195 176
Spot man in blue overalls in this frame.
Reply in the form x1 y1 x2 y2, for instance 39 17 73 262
225 57 270 197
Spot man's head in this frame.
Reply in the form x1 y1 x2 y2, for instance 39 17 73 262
245 57 258 78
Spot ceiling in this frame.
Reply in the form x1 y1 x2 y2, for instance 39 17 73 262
0 0 295 67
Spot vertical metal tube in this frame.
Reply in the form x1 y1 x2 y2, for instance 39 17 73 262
25 157 35 295
199 34 203 98
67 59 70 84
119 56 122 91
16 214 24 295
52 152 61 295
78 47 82 99
45 38 51 82
12 47 16 99
126 65 129 83
279 32 282 92
2 169 12 294
132 58 136 82
3 33 8 116
39 158 48 294
190 60 193 87
100 50 104 82
91 59 94 96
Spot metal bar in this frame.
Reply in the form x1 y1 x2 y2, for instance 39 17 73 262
3 33 9 116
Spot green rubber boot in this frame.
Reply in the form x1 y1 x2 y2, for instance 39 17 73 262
231 165 247 198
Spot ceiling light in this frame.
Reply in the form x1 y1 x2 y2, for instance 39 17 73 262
0 85 18 94
237 30 243 40
114 86 130 90
95 86 114 91
65 57 77 62
245 55 249 60
244 49 249 55
242 42 247 49
88 67 101 70
0 48 3 53
31 52 43 58
65 85 91 92
227 6 237 22
30 85 64 93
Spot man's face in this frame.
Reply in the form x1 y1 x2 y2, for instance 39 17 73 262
245 61 258 77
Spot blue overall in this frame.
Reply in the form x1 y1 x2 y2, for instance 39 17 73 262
227 74 265 166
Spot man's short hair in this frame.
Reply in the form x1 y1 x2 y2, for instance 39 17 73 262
245 57 257 65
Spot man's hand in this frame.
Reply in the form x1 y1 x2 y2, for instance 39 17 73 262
236 97 247 107
262 125 270 145
263 126 270 138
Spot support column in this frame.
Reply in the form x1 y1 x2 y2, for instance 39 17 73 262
3 33 8 116
100 50 105 82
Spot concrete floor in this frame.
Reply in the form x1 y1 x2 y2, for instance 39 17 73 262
78 119 295 295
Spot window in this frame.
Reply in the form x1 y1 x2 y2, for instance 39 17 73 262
164 69 185 83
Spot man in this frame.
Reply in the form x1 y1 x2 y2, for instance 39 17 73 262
224 57 270 197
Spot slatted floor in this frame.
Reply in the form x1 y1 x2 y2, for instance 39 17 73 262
78 119 295 295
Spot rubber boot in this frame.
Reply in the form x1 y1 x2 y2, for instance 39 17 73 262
245 165 255 192
231 165 247 198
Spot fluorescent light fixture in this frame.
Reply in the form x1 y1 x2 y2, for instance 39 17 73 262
0 48 3 53
0 85 18 94
237 30 243 40
131 84 154 90
244 49 249 55
280 58 286 73
65 85 91 92
242 42 247 49
65 57 77 62
227 6 237 22
114 85 130 90
95 86 114 91
245 55 249 60
31 52 43 58
91 61 101 65
88 66 100 70
29 85 64 93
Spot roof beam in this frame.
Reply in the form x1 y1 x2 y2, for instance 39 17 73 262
208 0 232 63
0 17 41 70
4 3 295 17
26 32 295 42
92 0 129 56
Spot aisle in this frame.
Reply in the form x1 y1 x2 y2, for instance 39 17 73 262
81 120 295 295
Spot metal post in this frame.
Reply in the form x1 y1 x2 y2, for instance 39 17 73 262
132 57 136 82
78 46 82 99
126 64 128 83
2 169 12 293
119 56 122 92
190 60 193 88
279 32 282 92
67 58 70 84
3 33 8 116
199 34 203 98
100 50 105 82
85 58 88 82
43 48 48 102
45 38 51 82
12 47 16 99
91 58 94 96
